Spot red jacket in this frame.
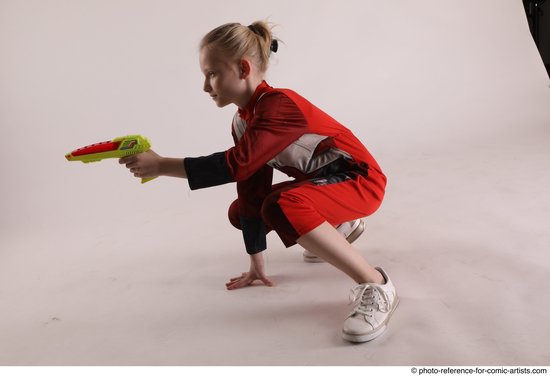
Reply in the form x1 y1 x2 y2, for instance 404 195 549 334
184 81 386 253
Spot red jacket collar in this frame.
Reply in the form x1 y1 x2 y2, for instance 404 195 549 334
238 80 271 122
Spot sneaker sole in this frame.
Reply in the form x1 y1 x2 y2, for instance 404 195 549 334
342 296 400 343
303 219 366 263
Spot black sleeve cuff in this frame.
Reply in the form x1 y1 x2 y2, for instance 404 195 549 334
239 217 267 254
184 152 234 190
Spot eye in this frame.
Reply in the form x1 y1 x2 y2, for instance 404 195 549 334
207 71 215 78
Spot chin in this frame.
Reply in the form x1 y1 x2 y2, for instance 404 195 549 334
216 100 231 108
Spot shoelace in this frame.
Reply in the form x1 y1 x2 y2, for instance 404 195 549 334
349 283 392 318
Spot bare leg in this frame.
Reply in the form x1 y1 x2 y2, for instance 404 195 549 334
297 221 384 284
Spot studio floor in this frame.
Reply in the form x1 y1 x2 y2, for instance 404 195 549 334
3 0 550 367
1 130 549 366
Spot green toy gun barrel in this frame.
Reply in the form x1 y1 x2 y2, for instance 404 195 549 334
65 135 156 184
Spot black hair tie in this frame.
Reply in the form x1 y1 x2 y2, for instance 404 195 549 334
248 25 278 53
270 39 278 53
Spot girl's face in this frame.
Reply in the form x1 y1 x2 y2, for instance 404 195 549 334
199 46 247 108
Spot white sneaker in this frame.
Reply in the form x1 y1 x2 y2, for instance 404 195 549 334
337 218 366 244
303 218 365 263
342 267 399 343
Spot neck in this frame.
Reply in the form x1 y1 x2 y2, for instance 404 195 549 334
236 77 264 109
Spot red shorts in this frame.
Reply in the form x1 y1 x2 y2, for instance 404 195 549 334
228 169 386 247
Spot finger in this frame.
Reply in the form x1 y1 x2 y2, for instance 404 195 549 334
120 156 137 165
230 276 249 285
226 276 247 287
261 277 275 287
228 273 247 282
227 277 251 290
227 281 242 290
225 278 245 286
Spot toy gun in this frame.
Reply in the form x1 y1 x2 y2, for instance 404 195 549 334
65 135 156 184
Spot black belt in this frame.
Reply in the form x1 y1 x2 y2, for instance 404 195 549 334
311 157 369 185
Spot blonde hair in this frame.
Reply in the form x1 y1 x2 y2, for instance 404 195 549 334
200 21 277 73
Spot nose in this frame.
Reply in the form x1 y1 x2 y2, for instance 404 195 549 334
203 78 211 93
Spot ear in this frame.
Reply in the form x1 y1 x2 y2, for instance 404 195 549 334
239 59 251 79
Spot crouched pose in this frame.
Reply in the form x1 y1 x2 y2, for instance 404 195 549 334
120 21 399 343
